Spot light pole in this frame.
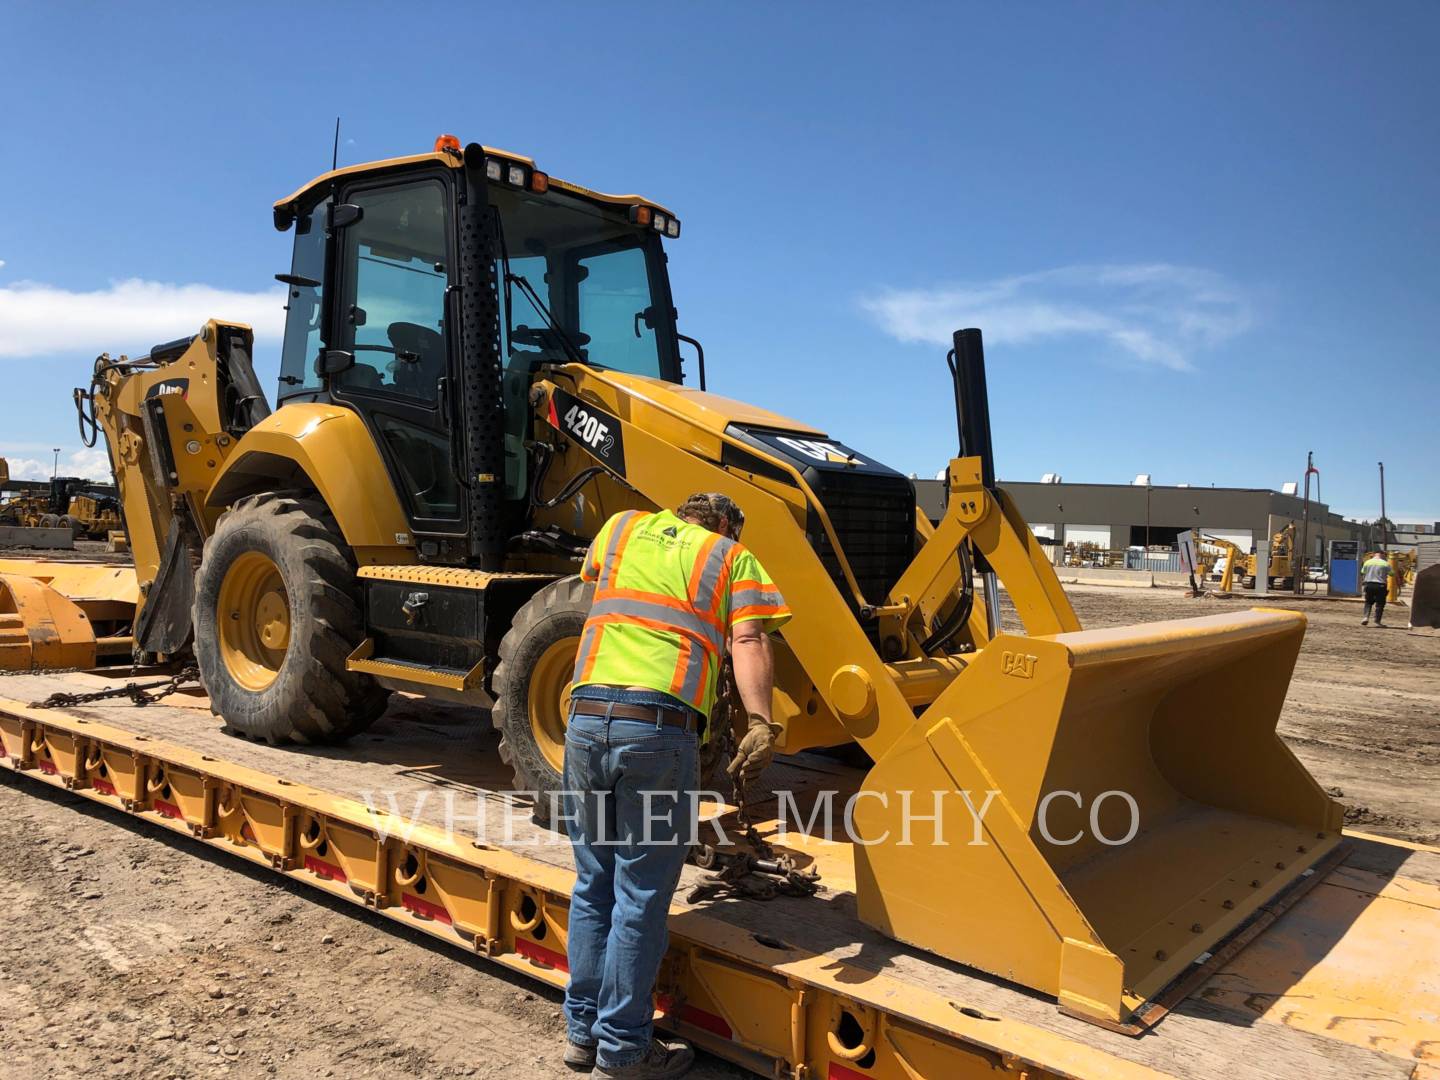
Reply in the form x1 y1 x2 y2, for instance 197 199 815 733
51 448 60 480
1378 461 1388 553
1296 451 1317 595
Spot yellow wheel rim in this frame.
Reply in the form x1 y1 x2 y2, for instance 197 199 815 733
216 551 290 692
528 636 578 773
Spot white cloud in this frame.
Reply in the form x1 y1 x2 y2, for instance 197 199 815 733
4 446 112 484
860 263 1252 372
0 278 284 359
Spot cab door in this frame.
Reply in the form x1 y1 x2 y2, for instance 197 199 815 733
329 169 466 542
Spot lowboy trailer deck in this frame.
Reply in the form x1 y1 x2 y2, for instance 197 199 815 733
1 668 1436 1080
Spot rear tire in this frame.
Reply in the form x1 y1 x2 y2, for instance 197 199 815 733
192 492 388 744
59 514 84 540
39 513 60 529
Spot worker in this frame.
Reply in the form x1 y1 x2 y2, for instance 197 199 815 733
1361 551 1392 626
561 492 791 1079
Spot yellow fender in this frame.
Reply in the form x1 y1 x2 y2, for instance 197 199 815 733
205 403 412 558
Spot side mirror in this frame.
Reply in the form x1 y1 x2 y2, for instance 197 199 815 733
315 350 355 376
328 203 364 229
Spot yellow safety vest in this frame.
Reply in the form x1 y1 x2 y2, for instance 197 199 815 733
573 509 790 720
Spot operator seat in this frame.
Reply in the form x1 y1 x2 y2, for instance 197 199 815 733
387 322 445 398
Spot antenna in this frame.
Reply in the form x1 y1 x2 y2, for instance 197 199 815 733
332 117 341 171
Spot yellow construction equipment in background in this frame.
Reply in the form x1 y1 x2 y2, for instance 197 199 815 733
26 136 1338 1024
1241 522 1297 589
1202 533 1247 591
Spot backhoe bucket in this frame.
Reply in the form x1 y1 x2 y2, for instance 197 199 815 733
854 608 1343 1024
0 560 138 670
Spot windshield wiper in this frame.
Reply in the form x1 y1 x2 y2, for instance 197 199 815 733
507 272 586 366
491 207 585 366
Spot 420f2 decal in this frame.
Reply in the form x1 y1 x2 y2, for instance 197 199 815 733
549 389 626 475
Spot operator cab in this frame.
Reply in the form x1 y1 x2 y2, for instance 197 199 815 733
272 138 684 557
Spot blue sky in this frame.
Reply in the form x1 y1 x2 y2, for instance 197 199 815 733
2 3 1435 522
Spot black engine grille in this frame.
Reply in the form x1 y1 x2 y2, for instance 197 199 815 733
808 472 916 612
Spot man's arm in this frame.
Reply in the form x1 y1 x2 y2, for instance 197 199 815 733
728 620 779 787
730 619 774 722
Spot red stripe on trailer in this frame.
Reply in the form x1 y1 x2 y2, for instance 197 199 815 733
37 759 58 775
515 937 569 972
828 1063 871 1080
91 778 116 796
401 893 452 925
304 856 347 883
680 1004 732 1040
655 994 733 1041
153 799 182 819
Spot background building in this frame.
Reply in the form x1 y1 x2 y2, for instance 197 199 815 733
915 478 1363 562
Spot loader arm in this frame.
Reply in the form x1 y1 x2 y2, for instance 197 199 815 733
532 363 1343 1027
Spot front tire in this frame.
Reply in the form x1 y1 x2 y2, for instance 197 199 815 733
492 576 734 826
192 492 388 744
493 577 592 824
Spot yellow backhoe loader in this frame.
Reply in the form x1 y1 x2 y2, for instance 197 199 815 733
48 136 1338 1025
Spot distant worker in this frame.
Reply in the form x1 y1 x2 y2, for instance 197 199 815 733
561 492 790 1079
1361 551 1392 626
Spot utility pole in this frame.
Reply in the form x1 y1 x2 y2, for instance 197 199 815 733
1378 461 1388 553
51 448 60 480
1296 451 1313 595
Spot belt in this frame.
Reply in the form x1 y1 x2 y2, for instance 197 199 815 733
571 699 696 730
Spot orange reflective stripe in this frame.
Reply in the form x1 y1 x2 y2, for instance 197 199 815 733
681 643 709 708
732 604 790 622
598 586 724 632
668 636 693 697
575 622 605 682
686 532 721 606
588 597 724 650
599 511 643 590
707 543 740 619
584 610 711 645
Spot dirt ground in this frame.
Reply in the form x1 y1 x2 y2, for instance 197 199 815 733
1055 584 1440 845
0 776 746 1080
0 579 1434 1079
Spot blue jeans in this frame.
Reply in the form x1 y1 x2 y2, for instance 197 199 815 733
562 688 698 1067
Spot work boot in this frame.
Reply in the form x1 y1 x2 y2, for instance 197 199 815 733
565 1042 598 1070
592 1037 694 1079
1361 616 1369 625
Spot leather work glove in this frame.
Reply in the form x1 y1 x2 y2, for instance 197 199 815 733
727 714 782 789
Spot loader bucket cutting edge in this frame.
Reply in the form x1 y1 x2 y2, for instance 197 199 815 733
853 607 1343 1023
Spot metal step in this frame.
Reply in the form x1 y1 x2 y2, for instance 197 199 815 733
345 638 484 692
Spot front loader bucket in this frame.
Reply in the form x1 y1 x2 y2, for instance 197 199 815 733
853 608 1343 1024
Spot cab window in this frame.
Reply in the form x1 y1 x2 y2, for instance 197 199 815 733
277 196 330 401
335 181 450 403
